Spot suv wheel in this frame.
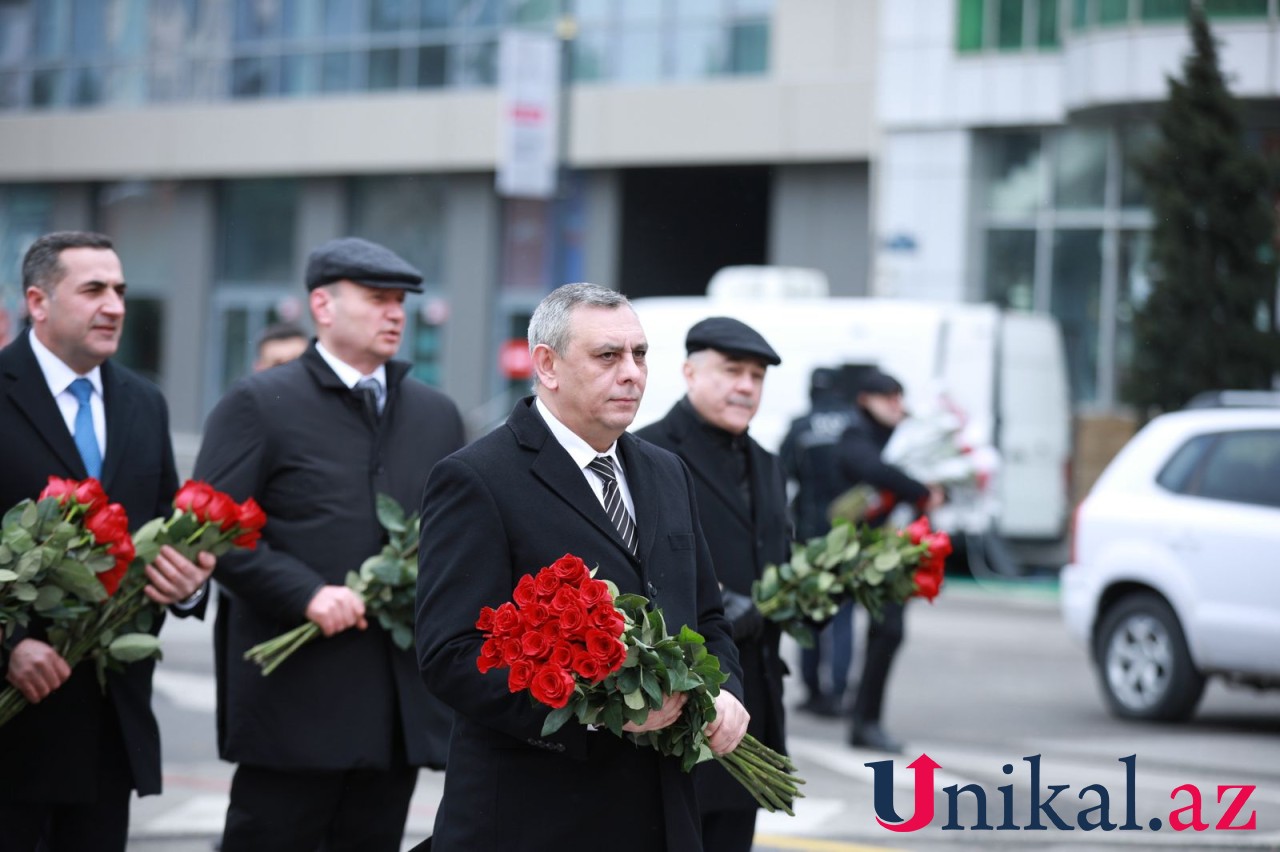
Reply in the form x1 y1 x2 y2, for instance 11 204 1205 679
1094 593 1206 721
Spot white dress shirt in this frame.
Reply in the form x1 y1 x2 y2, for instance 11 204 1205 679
534 397 637 519
28 329 106 458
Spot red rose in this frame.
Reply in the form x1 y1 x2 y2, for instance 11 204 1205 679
110 535 136 569
477 638 503 673
493 602 522 637
507 659 534 692
513 574 538 607
539 620 560 643
39 476 76 502
550 554 589 585
558 603 589 636
236 497 267 534
85 503 129 546
579 578 610 608
534 569 561 600
585 628 619 660
206 491 239 531
98 561 128 597
589 604 625 636
475 606 496 632
521 630 551 661
500 637 524 665
521 602 550 629
529 664 576 709
549 585 582 614
928 532 953 561
232 529 262 549
914 569 942 602
548 641 573 669
72 478 108 513
572 648 606 682
905 516 932 545
173 480 214 515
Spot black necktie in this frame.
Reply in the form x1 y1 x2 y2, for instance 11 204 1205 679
587 455 637 556
355 376 383 420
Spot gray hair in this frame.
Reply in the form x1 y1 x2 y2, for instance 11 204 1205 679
22 231 115 294
527 283 632 387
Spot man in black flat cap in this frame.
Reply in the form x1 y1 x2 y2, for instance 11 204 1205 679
635 316 791 852
194 236 466 852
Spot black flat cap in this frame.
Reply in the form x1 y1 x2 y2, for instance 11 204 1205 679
305 237 423 293
685 316 781 366
859 368 903 396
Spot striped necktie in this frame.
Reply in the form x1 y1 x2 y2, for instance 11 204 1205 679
587 455 637 556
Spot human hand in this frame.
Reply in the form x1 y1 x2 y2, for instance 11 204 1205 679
925 484 946 510
706 691 750 755
144 545 216 605
305 586 368 637
6 638 71 703
622 690 687 733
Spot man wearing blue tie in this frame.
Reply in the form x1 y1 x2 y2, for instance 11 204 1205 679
0 230 216 852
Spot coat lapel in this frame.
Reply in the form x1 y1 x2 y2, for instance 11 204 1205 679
617 433 659 563
2 334 86 478
99 360 138 490
665 403 752 529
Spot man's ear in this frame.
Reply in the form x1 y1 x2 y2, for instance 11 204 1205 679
25 286 49 325
531 343 558 390
309 287 332 329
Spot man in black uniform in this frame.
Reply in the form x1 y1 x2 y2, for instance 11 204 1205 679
636 316 790 852
835 368 944 753
195 237 466 852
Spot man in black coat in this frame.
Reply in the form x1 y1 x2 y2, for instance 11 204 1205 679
194 237 466 852
416 283 748 852
635 316 790 852
0 231 215 852
835 368 944 753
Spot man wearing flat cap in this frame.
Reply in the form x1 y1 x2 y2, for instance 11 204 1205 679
635 316 791 852
194 236 466 851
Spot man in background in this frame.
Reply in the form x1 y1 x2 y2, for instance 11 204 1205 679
195 237 465 852
636 316 789 852
0 231 215 851
253 321 308 372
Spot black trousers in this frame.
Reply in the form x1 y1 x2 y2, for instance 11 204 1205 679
0 701 133 852
701 808 758 852
851 600 905 724
220 763 418 852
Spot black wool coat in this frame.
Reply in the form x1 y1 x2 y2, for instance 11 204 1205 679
194 343 464 770
0 330 198 802
416 397 744 852
635 398 791 813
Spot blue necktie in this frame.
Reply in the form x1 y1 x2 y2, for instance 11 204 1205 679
69 378 102 479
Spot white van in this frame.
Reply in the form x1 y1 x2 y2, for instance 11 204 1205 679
628 280 1072 570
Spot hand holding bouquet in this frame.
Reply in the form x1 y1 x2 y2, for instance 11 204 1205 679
752 517 952 647
0 477 264 727
476 555 805 814
244 494 417 675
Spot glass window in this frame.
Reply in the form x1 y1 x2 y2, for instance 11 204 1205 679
371 0 413 31
320 50 357 91
570 32 608 81
31 68 65 107
282 53 320 94
985 131 1045 217
0 3 32 68
1194 431 1280 507
1097 0 1129 24
106 0 149 58
1114 229 1150 397
1205 0 1268 18
232 55 277 97
0 70 25 108
620 0 664 24
324 0 362 36
216 179 299 283
421 0 451 27
1141 0 1186 20
114 297 163 385
1053 126 1107 209
673 25 722 79
509 0 556 25
452 0 499 27
105 64 147 104
1120 122 1156 208
368 47 402 89
1156 433 1212 493
1051 229 1103 402
347 175 447 286
957 0 985 51
997 0 1025 50
282 0 323 37
69 66 103 106
676 0 725 22
1036 0 1060 47
727 21 766 74
71 0 105 57
985 229 1037 310
615 26 663 82
416 44 446 86
575 0 610 22
34 0 68 59
234 0 281 41
1071 0 1088 28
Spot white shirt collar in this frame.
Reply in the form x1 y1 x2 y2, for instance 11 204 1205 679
534 397 620 471
315 340 387 390
28 329 103 398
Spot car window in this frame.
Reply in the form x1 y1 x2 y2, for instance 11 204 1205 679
1187 429 1280 508
1155 433 1213 494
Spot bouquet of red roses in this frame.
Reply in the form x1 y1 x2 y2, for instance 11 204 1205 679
0 477 265 727
476 554 805 815
244 494 417 675
752 516 952 647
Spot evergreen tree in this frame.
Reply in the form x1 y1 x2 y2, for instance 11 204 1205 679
1125 5 1279 413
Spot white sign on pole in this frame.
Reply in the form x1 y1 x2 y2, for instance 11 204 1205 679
496 30 561 200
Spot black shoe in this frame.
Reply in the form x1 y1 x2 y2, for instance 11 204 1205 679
798 693 843 718
848 721 904 753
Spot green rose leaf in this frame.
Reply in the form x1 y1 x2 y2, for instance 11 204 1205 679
108 633 163 663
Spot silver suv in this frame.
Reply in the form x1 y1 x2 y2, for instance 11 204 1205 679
1061 407 1280 721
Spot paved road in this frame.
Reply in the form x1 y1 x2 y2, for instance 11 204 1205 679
127 578 1280 850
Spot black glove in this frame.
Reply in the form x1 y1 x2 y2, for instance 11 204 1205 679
721 588 765 643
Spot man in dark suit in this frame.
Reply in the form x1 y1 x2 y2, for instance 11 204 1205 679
635 316 790 852
416 283 748 852
0 230 216 852
194 237 466 852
